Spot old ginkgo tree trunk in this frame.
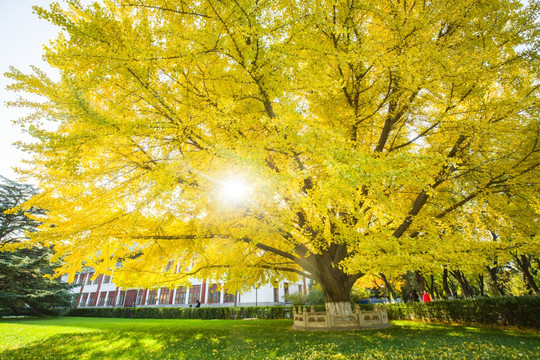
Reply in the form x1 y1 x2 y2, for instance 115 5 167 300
7 0 540 318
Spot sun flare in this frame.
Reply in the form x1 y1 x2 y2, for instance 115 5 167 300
221 179 250 203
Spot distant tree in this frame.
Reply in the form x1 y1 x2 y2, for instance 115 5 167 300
306 287 325 306
0 176 72 316
284 291 307 306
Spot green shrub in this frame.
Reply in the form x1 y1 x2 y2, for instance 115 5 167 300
386 296 539 328
305 288 325 305
67 297 538 328
68 305 295 320
284 292 307 305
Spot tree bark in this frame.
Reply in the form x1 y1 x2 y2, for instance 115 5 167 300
433 286 443 300
415 271 426 293
450 270 472 298
478 275 485 297
515 254 540 296
425 274 436 299
486 265 506 296
311 252 360 315
325 301 353 315
380 273 397 300
442 267 452 299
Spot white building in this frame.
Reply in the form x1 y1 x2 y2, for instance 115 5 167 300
65 271 307 308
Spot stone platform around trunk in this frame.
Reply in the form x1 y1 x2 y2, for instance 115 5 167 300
292 304 390 331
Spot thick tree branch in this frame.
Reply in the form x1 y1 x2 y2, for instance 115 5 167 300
393 135 467 238
255 265 313 279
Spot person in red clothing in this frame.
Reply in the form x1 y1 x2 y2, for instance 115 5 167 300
423 291 432 303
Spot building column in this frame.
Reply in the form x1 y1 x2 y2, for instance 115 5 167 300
201 280 207 303
92 275 104 306
156 288 162 305
169 288 175 304
112 288 119 307
142 289 148 305
76 273 86 307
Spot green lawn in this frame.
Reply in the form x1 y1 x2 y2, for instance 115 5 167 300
0 317 538 360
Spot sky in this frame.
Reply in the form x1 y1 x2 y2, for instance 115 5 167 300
0 0 59 182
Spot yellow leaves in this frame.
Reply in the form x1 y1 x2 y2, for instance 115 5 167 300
7 0 540 293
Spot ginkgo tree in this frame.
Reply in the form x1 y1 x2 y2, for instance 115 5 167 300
7 0 540 315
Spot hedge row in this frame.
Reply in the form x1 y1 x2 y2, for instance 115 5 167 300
67 305 314 320
386 296 540 328
67 297 539 328
66 304 374 320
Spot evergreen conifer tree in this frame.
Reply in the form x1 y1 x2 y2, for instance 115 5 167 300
0 176 72 316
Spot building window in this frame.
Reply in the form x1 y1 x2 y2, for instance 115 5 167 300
103 275 111 284
273 287 279 302
93 275 102 285
159 288 170 305
298 285 303 294
223 290 236 303
97 292 107 306
147 290 157 305
188 285 201 304
124 290 137 307
284 283 289 298
80 293 89 307
77 274 85 285
88 292 96 306
135 290 145 305
175 287 186 304
117 291 126 307
106 291 116 306
207 284 220 304
73 274 79 284
86 273 94 285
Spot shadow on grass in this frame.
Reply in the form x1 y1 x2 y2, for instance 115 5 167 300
1 319 538 360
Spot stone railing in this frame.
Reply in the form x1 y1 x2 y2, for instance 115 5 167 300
292 304 390 330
